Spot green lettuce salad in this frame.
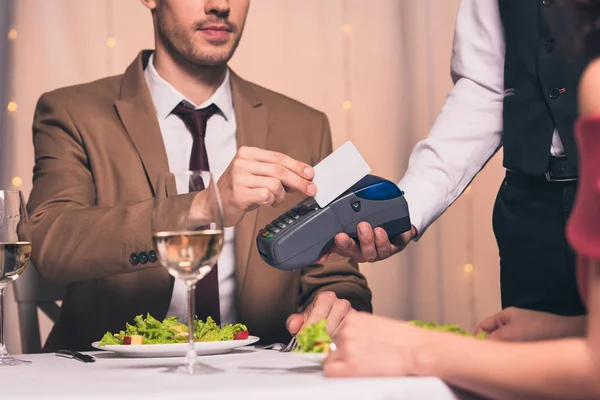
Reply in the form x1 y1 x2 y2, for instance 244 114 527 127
98 313 248 346
409 320 487 339
296 320 331 353
288 319 484 354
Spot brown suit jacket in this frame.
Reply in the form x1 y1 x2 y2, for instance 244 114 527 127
28 51 372 351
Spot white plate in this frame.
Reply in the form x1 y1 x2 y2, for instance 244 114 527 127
290 352 326 364
91 336 259 358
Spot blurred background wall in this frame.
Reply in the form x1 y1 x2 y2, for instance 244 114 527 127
0 0 505 353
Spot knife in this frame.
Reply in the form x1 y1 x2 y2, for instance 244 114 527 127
55 349 96 363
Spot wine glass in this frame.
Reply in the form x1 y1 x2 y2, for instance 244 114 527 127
0 190 32 366
152 171 224 375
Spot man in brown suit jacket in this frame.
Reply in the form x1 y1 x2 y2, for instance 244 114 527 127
27 0 371 351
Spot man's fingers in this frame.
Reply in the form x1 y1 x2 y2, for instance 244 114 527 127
237 146 314 178
373 228 392 259
390 228 416 251
301 293 336 331
243 175 287 206
326 299 353 336
286 313 304 336
245 188 276 207
357 222 377 262
244 160 316 197
334 234 364 262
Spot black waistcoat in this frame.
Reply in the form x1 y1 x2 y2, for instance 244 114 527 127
499 0 585 174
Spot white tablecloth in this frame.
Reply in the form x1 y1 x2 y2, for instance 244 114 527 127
1 348 463 400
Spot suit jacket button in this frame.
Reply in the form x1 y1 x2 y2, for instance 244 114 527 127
138 252 149 264
129 253 140 265
148 250 158 263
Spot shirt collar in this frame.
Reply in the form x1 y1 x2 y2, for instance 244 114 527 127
143 52 234 122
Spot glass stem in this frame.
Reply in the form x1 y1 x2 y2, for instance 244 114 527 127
185 281 196 373
0 288 7 357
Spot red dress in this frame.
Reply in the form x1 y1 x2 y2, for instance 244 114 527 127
566 116 600 307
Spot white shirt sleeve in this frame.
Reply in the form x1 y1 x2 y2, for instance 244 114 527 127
398 0 505 239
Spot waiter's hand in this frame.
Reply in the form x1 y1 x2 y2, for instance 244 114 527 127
286 291 354 338
192 146 316 227
318 222 417 263
476 307 587 341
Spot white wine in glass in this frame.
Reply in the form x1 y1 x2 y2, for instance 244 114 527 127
153 230 223 282
0 190 32 366
152 171 224 375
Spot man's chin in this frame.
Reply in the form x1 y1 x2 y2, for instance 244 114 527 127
187 50 235 67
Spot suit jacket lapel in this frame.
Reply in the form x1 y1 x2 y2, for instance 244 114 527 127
230 71 269 303
114 51 174 315
115 51 170 195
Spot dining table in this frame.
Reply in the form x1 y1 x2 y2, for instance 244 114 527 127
0 347 482 400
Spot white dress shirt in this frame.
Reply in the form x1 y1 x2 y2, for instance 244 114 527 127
144 53 238 324
398 0 565 239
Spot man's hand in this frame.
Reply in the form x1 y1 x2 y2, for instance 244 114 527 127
193 146 316 227
318 222 417 264
476 307 587 342
286 292 354 337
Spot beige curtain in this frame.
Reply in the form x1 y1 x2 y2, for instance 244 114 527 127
2 0 503 354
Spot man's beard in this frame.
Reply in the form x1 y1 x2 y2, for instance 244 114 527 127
156 14 243 66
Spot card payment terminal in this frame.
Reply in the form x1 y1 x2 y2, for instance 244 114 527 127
256 175 411 270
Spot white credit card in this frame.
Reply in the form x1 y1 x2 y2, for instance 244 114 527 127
312 141 371 208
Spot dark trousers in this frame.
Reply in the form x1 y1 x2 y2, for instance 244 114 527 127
492 171 586 316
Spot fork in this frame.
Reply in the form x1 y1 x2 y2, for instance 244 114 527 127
261 336 299 352
279 336 299 353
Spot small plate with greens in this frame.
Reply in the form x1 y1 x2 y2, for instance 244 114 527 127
91 314 259 358
409 320 487 339
291 320 331 363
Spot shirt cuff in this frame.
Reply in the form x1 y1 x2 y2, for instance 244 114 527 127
398 174 449 242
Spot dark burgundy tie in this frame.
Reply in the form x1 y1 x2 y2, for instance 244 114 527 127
172 102 221 325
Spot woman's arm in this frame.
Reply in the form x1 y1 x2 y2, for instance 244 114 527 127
417 264 600 399
419 261 600 400
324 263 600 399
